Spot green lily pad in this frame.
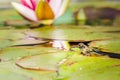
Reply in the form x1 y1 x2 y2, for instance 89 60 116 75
0 39 12 49
0 38 47 49
0 29 27 40
0 9 23 24
0 29 47 48
0 61 57 80
16 52 70 71
81 26 120 32
12 38 47 46
0 69 31 80
0 46 63 61
0 29 41 40
89 39 120 54
33 26 120 42
57 54 120 80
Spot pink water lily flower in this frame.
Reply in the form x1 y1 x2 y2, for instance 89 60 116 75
11 0 70 24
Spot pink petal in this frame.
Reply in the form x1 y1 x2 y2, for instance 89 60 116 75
57 0 70 18
21 0 32 9
11 2 37 21
46 0 50 2
49 0 62 18
30 0 37 10
49 0 70 18
21 0 38 10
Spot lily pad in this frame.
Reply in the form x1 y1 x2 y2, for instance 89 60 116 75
11 37 47 46
33 26 120 42
89 39 120 54
0 69 31 80
57 54 120 80
16 52 70 71
0 61 57 80
0 29 28 40
0 29 41 40
0 38 47 49
0 29 47 48
0 39 12 49
0 46 63 61
0 9 22 24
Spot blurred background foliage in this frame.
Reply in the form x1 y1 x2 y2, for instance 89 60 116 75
0 0 120 26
